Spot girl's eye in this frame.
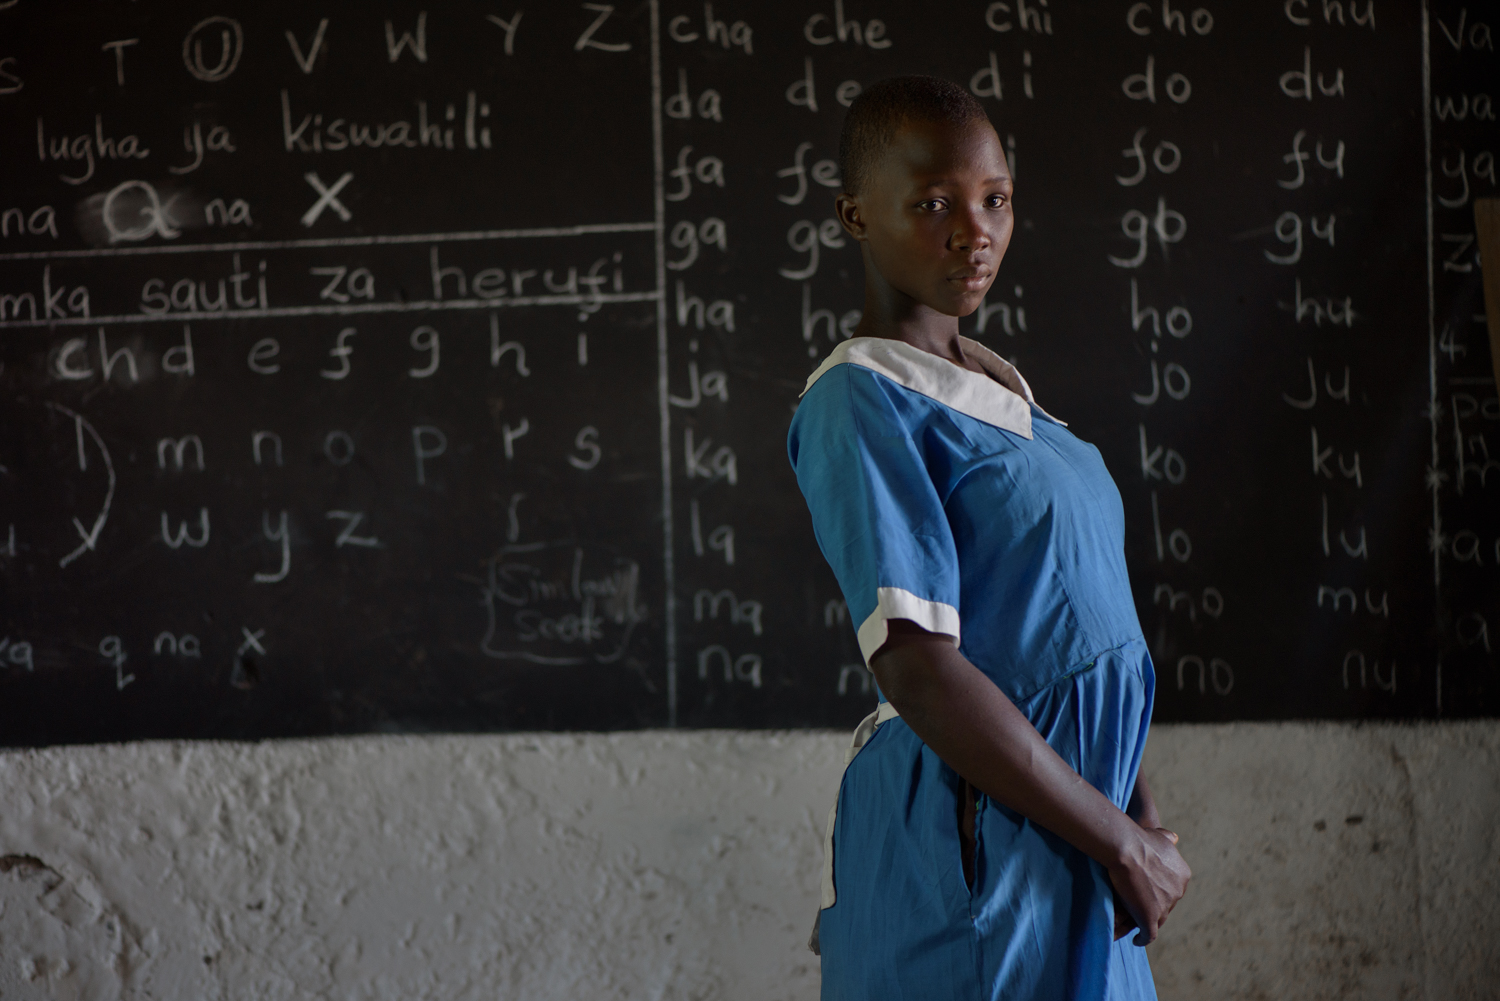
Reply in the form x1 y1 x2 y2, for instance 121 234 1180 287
986 194 1010 208
919 199 947 212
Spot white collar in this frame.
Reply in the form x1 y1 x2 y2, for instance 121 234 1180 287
800 337 1065 439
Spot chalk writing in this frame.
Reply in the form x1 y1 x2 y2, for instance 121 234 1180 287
481 542 648 665
0 0 1486 742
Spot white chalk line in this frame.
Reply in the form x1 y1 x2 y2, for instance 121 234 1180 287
1422 0 1441 602
0 291 662 328
0 221 659 262
648 0 678 727
44 403 115 569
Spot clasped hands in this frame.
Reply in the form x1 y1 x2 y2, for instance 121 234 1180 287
1108 826 1191 945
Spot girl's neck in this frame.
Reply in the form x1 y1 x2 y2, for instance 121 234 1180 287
855 282 978 373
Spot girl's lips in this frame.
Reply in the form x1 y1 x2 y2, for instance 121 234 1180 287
950 271 991 289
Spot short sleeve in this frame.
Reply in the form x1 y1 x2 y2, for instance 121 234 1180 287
788 365 961 665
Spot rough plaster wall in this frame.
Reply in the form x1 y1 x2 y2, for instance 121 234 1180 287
0 723 1495 1001
0 732 839 1001
1145 723 1500 1000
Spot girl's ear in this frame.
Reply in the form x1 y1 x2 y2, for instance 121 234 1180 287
835 193 867 242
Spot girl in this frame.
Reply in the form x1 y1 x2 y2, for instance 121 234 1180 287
789 76 1191 1000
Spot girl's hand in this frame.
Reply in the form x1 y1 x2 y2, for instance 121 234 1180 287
871 624 1192 948
1112 891 1136 941
1108 828 1191 945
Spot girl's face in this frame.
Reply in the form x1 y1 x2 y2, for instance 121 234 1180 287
838 117 1013 318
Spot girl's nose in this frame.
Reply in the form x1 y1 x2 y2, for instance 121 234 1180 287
950 207 993 253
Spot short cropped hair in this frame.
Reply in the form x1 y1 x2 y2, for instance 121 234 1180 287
839 76 989 196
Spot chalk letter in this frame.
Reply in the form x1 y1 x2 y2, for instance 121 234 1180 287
385 12 428 62
485 11 523 54
162 325 196 375
413 425 447 485
575 4 631 52
254 510 290 583
787 57 818 112
286 19 330 73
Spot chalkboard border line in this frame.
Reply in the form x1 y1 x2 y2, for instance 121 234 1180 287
1421 0 1441 717
0 291 662 329
0 221 659 263
648 0 678 728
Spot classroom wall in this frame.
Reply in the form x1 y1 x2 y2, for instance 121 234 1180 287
1 722 1496 1001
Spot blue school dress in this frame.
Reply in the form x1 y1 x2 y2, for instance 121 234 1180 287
788 337 1158 1001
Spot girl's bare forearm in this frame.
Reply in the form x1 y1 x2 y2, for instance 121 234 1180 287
1127 774 1162 830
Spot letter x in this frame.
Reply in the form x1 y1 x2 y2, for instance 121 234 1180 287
301 171 354 227
237 626 267 656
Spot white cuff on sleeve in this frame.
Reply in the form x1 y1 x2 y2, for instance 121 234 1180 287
855 587 960 665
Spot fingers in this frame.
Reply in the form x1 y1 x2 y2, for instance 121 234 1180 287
1108 827 1190 950
1113 893 1139 941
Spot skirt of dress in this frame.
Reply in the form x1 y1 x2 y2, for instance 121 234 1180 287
817 640 1158 1001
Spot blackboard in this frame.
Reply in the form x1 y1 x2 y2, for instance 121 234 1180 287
0 0 1495 747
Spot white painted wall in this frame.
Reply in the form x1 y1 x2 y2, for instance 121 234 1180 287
1 722 1496 1001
